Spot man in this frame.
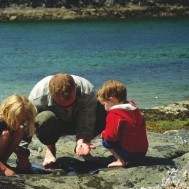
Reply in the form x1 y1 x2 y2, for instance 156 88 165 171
29 73 106 167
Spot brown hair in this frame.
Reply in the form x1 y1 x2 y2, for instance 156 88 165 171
97 80 127 103
0 95 37 137
49 73 76 100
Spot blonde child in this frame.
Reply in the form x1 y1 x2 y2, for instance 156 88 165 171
97 80 148 168
0 95 36 176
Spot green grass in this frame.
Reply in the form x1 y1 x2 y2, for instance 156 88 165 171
146 119 189 133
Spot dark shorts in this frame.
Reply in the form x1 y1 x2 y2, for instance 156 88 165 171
35 102 106 145
102 139 147 163
35 111 71 145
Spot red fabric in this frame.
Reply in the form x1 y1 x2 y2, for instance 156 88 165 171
101 107 148 153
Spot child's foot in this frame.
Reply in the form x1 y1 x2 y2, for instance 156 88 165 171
107 160 126 168
3 168 15 176
43 148 56 167
0 162 15 176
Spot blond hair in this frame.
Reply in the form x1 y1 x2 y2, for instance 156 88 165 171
49 73 76 100
0 95 37 137
97 80 127 103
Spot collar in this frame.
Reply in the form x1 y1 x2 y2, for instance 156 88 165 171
110 101 137 111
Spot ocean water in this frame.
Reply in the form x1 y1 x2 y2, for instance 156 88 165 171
0 17 189 108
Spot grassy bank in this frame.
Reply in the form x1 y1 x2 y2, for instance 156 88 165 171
146 119 189 133
142 105 189 133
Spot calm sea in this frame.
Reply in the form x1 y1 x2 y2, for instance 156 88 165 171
0 17 189 108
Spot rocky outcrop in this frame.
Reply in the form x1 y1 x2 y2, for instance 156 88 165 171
0 101 189 189
142 101 189 121
0 5 189 21
0 0 189 9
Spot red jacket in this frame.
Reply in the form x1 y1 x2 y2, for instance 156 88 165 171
101 102 148 153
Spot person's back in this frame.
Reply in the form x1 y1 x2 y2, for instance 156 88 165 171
113 109 148 153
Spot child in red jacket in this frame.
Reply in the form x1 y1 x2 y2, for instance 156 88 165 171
97 80 148 168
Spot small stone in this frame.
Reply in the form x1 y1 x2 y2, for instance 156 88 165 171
38 146 43 153
9 15 17 21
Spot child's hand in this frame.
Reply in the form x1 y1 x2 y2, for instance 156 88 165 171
15 147 31 173
16 156 31 172
75 142 96 156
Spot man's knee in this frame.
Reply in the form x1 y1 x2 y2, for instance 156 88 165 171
36 111 58 124
35 111 61 145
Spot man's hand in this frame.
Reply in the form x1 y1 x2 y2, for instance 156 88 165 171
75 140 96 156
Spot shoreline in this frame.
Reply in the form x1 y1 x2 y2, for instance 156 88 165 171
0 5 189 21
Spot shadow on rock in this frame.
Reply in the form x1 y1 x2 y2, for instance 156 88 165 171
14 155 177 177
43 155 176 175
140 156 176 167
16 164 52 175
45 156 114 175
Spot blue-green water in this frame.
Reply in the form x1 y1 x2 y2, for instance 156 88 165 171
0 17 189 108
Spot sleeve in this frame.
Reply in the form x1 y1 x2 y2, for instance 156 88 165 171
28 76 52 113
18 130 32 150
28 88 49 113
19 137 32 149
75 90 97 142
28 96 48 113
101 112 120 142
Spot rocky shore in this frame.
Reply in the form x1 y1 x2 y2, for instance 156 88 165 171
0 101 189 189
0 5 189 21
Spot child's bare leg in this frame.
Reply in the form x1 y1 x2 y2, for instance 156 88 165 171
0 130 11 159
0 131 15 176
43 144 56 167
0 161 15 176
108 149 127 168
2 126 25 162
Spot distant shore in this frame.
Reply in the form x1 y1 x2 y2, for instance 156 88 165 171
0 5 189 21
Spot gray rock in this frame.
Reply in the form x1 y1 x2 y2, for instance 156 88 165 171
142 101 189 120
152 101 189 115
2 130 189 189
